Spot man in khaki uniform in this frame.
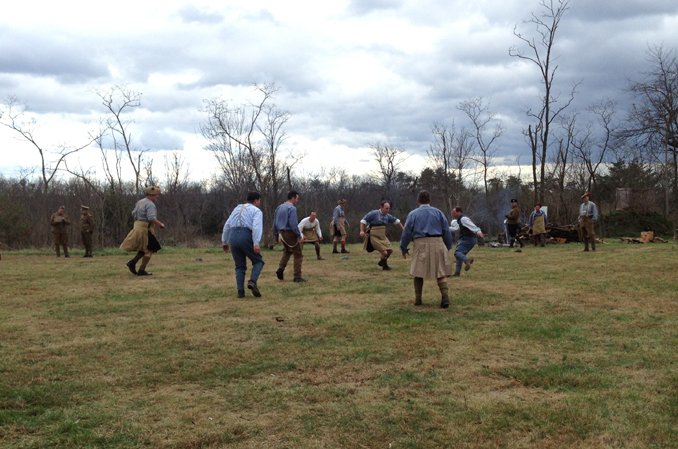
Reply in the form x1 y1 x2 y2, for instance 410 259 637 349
298 212 325 260
80 205 95 258
50 206 70 257
120 186 165 276
360 200 404 271
578 192 598 252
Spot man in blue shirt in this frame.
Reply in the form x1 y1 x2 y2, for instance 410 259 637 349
451 207 484 276
400 191 455 308
222 192 265 298
360 200 404 271
331 199 350 253
273 190 307 282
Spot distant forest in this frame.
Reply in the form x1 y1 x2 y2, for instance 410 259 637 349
1 36 677 250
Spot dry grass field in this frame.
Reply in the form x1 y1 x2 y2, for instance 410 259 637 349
1 241 678 448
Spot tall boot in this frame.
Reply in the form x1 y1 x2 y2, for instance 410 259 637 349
540 234 546 247
382 258 392 271
582 237 589 252
63 245 70 258
56 245 61 257
332 241 339 254
591 237 596 252
509 238 514 248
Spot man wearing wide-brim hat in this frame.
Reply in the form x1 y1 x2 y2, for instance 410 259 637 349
120 186 165 275
50 205 71 257
330 199 350 254
80 205 95 258
578 192 598 252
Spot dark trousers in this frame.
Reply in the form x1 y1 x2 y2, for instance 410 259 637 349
81 231 93 255
454 236 477 274
279 230 303 278
229 227 265 291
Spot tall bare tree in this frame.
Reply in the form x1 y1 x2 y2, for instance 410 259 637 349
428 122 475 213
458 97 505 197
622 44 678 216
93 86 147 197
201 83 296 245
0 96 98 193
510 0 578 203
368 142 408 199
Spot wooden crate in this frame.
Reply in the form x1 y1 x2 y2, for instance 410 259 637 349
641 231 654 243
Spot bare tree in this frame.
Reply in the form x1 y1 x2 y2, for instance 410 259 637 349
201 83 296 245
458 97 505 196
621 44 678 216
93 86 147 197
368 141 408 198
510 0 578 203
0 96 98 193
428 122 475 213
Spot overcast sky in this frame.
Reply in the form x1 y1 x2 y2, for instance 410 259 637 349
1 0 677 181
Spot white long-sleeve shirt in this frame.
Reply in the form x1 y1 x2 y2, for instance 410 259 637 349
298 216 322 239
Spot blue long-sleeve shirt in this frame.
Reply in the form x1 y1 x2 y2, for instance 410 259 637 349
333 205 348 226
222 203 263 246
272 202 302 239
399 205 454 255
528 210 548 227
578 201 598 222
360 210 400 226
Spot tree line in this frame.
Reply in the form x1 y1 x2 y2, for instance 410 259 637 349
1 0 676 249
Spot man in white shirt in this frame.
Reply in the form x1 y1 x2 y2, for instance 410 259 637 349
222 192 265 298
298 211 324 260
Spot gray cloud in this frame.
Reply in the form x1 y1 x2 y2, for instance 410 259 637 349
175 5 225 24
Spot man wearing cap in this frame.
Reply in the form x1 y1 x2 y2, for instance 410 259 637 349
80 206 95 258
506 199 523 248
273 190 307 282
50 206 71 257
578 192 598 252
399 191 455 308
360 200 404 271
528 203 548 247
451 207 484 276
331 199 350 254
120 186 165 276
298 211 324 260
222 192 265 298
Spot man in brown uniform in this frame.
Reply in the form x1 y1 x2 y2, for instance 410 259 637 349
506 199 523 248
80 205 95 258
50 206 70 257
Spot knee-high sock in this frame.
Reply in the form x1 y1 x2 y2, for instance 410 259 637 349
591 237 596 251
315 243 321 258
437 281 448 297
583 237 589 250
131 251 144 265
414 277 424 300
333 241 338 252
139 256 151 271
